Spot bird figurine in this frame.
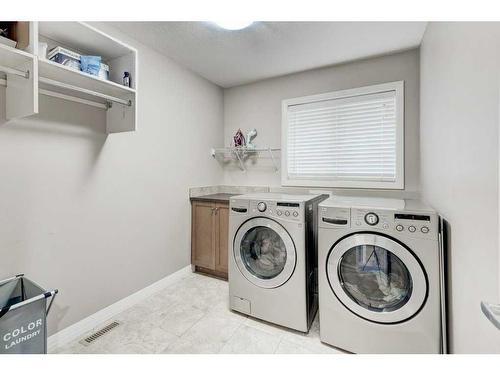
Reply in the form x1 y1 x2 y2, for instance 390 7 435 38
246 129 258 149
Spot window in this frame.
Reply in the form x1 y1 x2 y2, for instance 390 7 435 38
281 81 404 189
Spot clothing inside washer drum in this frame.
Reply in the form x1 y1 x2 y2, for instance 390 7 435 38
338 245 413 312
240 226 287 279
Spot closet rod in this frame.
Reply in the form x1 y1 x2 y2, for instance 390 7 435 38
0 79 108 110
39 89 108 109
0 64 29 79
39 76 132 107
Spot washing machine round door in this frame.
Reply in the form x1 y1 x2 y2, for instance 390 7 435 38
327 233 427 324
233 217 296 289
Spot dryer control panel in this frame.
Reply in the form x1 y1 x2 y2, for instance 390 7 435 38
319 206 438 240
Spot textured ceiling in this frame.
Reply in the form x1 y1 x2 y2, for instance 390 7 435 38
111 22 427 88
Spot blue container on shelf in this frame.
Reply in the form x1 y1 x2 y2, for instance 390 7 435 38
80 55 101 76
47 47 109 80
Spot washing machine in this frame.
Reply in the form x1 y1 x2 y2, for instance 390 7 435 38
229 192 327 332
318 196 446 353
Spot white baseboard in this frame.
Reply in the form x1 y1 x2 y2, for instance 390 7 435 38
47 265 192 352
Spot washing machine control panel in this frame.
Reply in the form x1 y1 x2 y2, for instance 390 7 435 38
392 213 435 238
257 202 267 212
352 209 392 230
249 200 304 222
320 206 438 239
319 207 350 227
352 208 436 238
364 212 379 226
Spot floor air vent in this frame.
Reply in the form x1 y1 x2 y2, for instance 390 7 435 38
81 321 120 345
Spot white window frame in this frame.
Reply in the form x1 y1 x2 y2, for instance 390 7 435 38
281 81 405 190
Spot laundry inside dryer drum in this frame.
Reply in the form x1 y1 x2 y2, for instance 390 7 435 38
240 226 287 279
338 245 413 312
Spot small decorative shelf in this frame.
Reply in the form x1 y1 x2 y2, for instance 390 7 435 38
211 147 281 172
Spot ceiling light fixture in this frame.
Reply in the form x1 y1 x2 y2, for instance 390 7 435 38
212 21 254 30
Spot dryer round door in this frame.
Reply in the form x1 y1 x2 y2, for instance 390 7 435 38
233 217 296 289
327 233 427 324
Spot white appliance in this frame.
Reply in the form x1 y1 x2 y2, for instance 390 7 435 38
229 192 327 332
318 196 446 353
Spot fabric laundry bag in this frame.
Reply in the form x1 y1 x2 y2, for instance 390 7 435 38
0 275 57 354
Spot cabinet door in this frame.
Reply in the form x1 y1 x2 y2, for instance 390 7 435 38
215 203 229 274
191 201 215 269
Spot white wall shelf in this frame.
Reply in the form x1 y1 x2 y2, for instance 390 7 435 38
0 44 33 73
38 22 132 62
0 21 138 133
0 42 38 120
39 59 136 100
211 147 281 172
37 22 138 133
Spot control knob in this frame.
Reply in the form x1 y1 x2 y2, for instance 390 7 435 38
257 202 267 212
364 212 379 226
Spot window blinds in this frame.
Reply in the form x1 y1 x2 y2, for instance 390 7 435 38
286 90 398 184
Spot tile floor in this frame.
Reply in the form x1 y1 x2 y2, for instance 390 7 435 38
52 272 342 354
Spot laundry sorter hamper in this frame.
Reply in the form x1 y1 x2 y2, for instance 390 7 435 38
0 274 58 354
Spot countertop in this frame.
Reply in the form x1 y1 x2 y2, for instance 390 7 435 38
190 193 237 203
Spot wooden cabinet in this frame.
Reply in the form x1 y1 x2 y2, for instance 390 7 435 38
191 200 229 279
191 201 216 269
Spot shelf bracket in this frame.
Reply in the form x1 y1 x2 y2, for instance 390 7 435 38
268 147 279 173
0 64 29 79
232 148 246 172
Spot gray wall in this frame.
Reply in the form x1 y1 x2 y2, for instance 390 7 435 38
0 24 224 334
420 22 500 353
223 49 420 197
